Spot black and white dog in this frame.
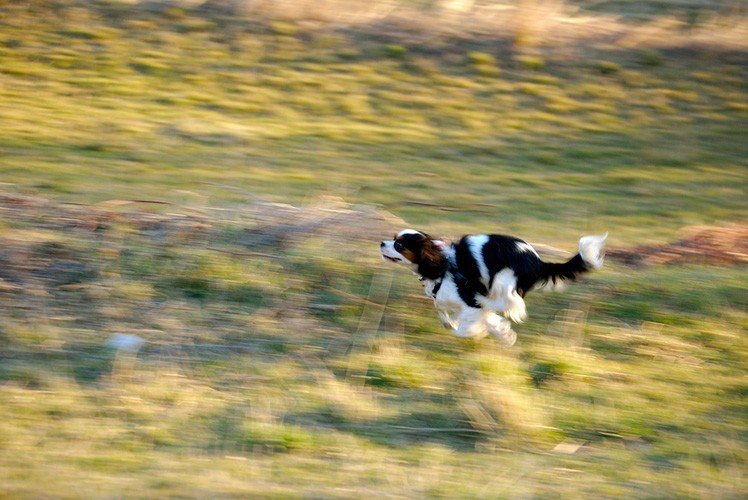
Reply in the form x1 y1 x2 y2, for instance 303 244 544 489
380 230 607 345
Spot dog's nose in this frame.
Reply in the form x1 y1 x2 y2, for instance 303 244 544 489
380 241 385 248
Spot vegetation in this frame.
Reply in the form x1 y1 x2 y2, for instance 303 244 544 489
0 0 745 497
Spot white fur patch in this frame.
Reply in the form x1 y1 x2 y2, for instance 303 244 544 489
467 235 490 286
396 229 423 238
380 240 412 265
534 279 567 292
454 308 489 339
516 241 540 257
479 268 527 323
484 312 517 346
432 266 525 341
433 276 461 311
579 233 608 269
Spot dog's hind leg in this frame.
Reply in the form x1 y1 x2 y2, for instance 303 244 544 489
483 269 527 323
503 289 526 324
484 311 517 346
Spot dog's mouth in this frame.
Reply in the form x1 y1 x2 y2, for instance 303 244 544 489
382 254 400 263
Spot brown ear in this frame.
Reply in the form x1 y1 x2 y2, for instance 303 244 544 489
419 239 442 262
418 239 447 279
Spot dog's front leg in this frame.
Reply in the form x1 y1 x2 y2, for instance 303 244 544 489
453 307 489 339
438 309 458 331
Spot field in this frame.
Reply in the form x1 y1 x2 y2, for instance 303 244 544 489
0 0 746 497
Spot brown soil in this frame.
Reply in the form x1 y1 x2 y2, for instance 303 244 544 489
607 224 748 266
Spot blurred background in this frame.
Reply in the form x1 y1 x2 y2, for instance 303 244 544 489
0 0 745 496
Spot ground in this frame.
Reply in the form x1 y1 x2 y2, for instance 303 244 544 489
0 0 746 497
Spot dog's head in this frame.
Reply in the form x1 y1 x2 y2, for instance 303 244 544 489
380 229 447 278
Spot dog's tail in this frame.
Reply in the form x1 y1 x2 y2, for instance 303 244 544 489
537 233 607 290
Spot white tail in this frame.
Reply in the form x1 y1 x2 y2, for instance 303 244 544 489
578 233 608 269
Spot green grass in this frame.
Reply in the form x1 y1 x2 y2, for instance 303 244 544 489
0 0 746 497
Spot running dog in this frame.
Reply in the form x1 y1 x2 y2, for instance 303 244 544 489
380 229 607 345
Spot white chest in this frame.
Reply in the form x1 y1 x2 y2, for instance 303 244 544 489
427 277 463 312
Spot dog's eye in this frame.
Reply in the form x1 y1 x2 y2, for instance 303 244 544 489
394 240 404 252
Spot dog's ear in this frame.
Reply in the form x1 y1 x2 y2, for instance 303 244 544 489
418 238 447 279
419 238 442 262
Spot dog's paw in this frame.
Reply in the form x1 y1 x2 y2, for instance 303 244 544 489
493 327 516 346
438 311 458 331
485 312 517 346
441 319 457 331
453 322 490 339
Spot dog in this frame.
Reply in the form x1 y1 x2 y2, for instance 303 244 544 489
380 229 607 345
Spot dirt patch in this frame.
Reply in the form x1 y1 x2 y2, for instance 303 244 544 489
0 193 211 241
608 224 748 266
0 192 405 289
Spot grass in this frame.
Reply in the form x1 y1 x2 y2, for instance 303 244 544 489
0 0 746 497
